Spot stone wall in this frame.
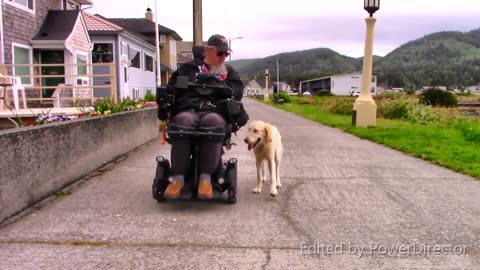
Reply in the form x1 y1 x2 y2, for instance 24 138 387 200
0 108 158 223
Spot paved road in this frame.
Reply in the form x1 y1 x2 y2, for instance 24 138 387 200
1 98 479 269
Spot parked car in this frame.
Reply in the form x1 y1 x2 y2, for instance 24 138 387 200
349 90 361 96
302 91 312 96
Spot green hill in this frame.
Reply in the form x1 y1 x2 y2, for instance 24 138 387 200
377 29 480 88
232 28 480 89
233 48 361 87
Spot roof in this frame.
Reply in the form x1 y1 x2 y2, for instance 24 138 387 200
103 17 182 42
32 10 81 41
84 12 123 32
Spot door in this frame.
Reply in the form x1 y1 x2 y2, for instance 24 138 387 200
40 50 65 98
122 58 129 99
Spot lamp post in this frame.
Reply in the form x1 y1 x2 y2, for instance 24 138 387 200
264 68 269 101
353 0 380 127
228 36 243 61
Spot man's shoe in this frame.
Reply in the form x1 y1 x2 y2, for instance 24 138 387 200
164 181 184 199
197 181 213 199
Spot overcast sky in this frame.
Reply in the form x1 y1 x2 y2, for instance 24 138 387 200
88 0 480 60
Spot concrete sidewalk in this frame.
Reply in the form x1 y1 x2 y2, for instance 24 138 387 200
0 98 479 269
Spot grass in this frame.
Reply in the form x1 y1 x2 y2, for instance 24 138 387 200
263 99 480 179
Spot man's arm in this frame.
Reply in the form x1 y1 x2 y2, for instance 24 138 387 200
225 66 244 101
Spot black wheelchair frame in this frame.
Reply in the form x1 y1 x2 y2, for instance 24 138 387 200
152 78 242 204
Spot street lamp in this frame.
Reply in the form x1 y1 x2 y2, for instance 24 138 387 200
228 36 243 61
264 68 269 101
353 0 380 127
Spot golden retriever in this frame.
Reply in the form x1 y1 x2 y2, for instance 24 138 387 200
244 120 283 197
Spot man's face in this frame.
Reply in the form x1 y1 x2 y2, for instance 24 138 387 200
205 46 229 66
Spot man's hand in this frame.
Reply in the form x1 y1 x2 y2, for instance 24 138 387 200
195 73 220 83
159 120 167 132
159 120 167 145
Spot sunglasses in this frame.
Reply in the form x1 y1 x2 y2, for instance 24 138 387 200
216 51 230 57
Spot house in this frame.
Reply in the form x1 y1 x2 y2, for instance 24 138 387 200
299 71 378 96
102 9 182 85
466 85 480 94
84 12 157 100
244 80 263 96
1 0 95 107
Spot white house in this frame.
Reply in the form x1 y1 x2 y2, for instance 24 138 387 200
244 80 263 96
299 71 378 96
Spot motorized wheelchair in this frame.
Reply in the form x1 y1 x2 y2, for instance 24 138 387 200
152 76 248 204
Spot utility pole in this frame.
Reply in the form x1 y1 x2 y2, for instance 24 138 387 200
276 58 280 94
154 1 161 86
193 0 203 46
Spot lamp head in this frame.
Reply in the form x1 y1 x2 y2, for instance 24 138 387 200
364 0 380 17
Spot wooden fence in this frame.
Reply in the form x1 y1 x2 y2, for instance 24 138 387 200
0 63 116 109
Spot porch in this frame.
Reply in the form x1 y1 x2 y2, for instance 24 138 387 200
0 62 116 128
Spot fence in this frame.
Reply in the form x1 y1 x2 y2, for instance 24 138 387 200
0 63 116 108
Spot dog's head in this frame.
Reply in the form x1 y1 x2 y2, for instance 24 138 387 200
244 120 273 151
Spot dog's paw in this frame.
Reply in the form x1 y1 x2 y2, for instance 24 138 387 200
276 183 282 188
270 189 278 197
252 187 262 194
262 178 267 183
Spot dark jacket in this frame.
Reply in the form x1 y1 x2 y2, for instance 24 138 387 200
167 58 244 115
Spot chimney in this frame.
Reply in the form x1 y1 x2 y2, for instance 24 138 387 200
145 7 153 21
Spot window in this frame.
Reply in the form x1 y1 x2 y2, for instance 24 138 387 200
144 54 153 72
121 43 128 56
6 0 34 12
92 43 113 63
169 40 176 55
64 0 79 10
159 35 166 43
129 48 140 69
76 54 87 75
13 44 32 85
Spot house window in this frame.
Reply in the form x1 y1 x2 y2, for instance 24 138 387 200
92 43 113 63
121 43 128 56
144 54 153 72
159 35 166 43
63 0 79 10
129 48 140 69
6 0 34 12
13 44 32 85
77 54 87 75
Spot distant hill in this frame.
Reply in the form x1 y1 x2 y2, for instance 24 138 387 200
232 48 362 87
232 28 480 89
229 58 258 71
377 29 480 88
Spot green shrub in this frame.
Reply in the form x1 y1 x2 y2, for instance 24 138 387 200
406 103 440 124
315 90 333 97
420 88 457 107
277 92 292 103
144 92 155 102
455 121 480 143
378 98 413 120
319 97 354 115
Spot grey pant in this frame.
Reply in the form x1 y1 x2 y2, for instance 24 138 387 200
170 111 226 176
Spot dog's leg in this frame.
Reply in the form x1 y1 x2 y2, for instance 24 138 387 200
253 159 263 194
269 156 278 197
261 160 267 183
275 151 282 188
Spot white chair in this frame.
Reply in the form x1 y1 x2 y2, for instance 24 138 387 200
11 76 27 110
0 73 27 110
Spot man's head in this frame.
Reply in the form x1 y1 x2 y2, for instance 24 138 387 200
204 34 231 68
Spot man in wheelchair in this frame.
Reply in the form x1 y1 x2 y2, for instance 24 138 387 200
157 34 245 200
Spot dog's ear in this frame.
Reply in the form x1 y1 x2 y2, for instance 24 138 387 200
265 124 273 143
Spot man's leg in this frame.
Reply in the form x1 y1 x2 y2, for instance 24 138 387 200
164 111 199 199
197 112 226 199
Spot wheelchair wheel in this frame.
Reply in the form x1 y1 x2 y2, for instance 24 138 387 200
226 158 237 204
152 156 170 202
